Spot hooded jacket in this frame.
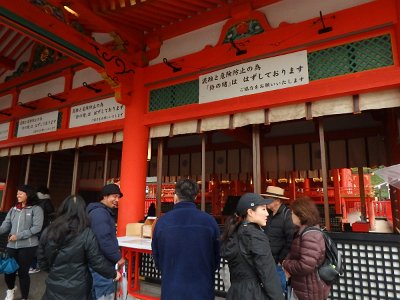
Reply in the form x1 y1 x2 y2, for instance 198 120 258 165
152 201 220 300
38 227 117 300
37 192 54 229
282 225 331 300
86 202 121 263
0 205 43 249
221 222 284 300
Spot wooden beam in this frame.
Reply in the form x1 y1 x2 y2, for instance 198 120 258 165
318 119 331 231
252 124 262 193
46 0 144 50
143 66 400 126
0 1 137 76
221 127 252 147
0 56 15 70
1 1 104 69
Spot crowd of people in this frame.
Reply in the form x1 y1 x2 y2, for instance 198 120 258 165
0 179 331 300
152 179 331 300
0 183 122 300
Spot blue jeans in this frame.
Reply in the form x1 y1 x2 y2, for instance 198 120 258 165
90 268 115 300
276 264 287 294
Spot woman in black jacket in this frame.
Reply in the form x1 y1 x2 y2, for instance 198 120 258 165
221 193 284 300
38 195 120 300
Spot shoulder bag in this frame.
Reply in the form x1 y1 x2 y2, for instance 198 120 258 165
0 251 19 274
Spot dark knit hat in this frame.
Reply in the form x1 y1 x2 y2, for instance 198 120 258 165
236 193 273 216
101 184 123 197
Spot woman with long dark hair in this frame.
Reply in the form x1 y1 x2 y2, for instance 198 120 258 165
0 184 44 300
221 193 284 300
38 195 120 300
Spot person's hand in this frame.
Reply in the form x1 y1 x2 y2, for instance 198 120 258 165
117 257 125 267
281 261 290 279
282 265 291 279
8 234 17 241
113 271 121 282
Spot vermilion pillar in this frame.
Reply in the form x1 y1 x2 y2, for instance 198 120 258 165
332 169 341 214
117 69 149 236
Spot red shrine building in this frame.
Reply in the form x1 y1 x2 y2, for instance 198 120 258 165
0 0 400 236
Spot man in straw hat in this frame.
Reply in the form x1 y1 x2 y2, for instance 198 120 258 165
261 186 294 294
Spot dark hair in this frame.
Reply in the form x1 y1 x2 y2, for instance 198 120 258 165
175 179 199 202
37 185 50 194
46 195 89 247
17 184 39 206
220 206 257 242
147 203 156 217
221 215 240 242
291 196 320 226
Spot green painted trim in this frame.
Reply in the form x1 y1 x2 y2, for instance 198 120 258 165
0 7 104 67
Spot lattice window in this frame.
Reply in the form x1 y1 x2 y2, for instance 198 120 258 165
140 253 161 279
329 236 400 300
149 80 199 112
308 34 393 81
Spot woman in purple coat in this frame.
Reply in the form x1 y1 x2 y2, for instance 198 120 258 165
282 197 331 300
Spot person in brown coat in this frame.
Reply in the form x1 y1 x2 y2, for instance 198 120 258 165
282 197 331 300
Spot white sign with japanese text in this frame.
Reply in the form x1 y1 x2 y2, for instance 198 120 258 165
199 50 309 103
69 97 125 128
0 122 9 141
17 111 59 137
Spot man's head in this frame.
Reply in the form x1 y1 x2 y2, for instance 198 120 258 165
174 179 199 203
100 183 123 209
261 186 289 213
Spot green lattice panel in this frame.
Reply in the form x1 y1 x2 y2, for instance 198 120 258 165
149 80 199 111
308 34 393 80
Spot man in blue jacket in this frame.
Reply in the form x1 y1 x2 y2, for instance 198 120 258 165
152 179 220 300
87 184 125 300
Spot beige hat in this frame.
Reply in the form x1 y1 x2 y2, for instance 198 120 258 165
260 186 289 200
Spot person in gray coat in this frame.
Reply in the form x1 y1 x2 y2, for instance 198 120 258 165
0 184 44 300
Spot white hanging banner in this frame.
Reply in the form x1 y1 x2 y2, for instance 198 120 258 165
69 97 125 128
199 50 309 104
0 122 10 141
17 111 59 137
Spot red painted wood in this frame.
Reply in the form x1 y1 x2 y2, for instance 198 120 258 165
1 0 135 72
0 57 79 92
143 67 400 126
0 28 13 46
118 69 149 236
146 0 397 84
332 169 341 214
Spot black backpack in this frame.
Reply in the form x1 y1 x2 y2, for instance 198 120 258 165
302 227 344 284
